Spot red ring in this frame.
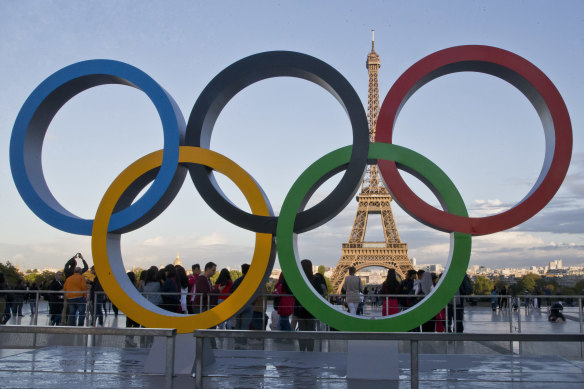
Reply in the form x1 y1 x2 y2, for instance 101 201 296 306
376 45 572 235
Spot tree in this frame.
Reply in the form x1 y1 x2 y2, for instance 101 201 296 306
508 283 522 296
494 279 508 290
318 265 333 294
132 268 144 282
0 261 23 286
229 270 242 281
574 279 584 294
22 270 56 289
266 277 278 294
210 270 243 285
557 286 576 296
23 273 37 284
473 276 493 295
34 270 57 288
517 274 541 293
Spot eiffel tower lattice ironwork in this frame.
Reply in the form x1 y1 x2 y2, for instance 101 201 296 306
330 31 414 293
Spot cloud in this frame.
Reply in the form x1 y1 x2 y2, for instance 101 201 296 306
143 236 167 247
474 199 503 207
412 242 450 257
402 230 584 268
465 230 584 267
469 198 508 216
194 232 228 246
517 208 584 234
31 244 70 256
0 237 92 270
564 152 584 197
473 231 546 251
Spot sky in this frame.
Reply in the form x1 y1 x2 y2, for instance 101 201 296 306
0 1 583 272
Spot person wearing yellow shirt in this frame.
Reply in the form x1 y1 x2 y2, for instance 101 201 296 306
63 267 87 326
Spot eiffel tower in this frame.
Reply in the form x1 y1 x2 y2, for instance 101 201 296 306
330 31 414 293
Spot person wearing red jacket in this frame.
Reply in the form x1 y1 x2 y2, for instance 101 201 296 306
215 268 233 329
274 273 294 331
215 268 233 303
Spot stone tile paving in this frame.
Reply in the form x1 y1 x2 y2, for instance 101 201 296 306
0 302 583 388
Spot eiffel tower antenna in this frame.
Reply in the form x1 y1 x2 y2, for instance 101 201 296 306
330 32 414 292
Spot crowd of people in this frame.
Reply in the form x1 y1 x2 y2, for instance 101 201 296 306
0 253 479 336
4 254 570 338
1 255 257 333
0 274 40 324
338 268 471 333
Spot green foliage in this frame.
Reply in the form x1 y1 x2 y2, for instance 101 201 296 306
508 283 522 295
574 279 584 294
540 279 559 294
230 270 242 281
0 261 23 286
210 269 243 285
266 277 278 294
536 276 553 289
516 273 541 293
23 273 37 284
133 268 144 281
494 279 508 290
560 286 576 295
23 270 56 289
472 275 493 295
322 274 333 294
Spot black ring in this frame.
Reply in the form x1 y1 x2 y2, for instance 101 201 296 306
185 51 369 234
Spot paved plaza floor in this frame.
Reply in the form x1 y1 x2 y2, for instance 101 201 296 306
0 303 583 388
0 342 583 388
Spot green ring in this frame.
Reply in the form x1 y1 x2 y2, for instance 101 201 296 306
276 142 472 331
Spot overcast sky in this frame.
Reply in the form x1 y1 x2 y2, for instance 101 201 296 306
1 1 583 272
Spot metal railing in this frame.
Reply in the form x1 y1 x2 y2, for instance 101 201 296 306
192 329 584 389
0 325 177 389
0 290 584 334
2 290 583 333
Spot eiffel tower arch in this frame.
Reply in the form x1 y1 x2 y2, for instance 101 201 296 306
330 31 414 293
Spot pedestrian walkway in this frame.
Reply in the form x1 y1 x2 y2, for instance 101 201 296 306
0 302 582 388
0 342 583 388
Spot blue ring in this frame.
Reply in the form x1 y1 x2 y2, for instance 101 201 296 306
9 60 185 235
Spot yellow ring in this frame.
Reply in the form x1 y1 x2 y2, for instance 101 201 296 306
91 146 273 333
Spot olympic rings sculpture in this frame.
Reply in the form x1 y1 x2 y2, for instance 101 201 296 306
10 46 572 333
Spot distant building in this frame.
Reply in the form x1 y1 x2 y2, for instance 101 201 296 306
354 269 387 285
368 272 384 285
325 260 584 289
270 269 282 279
415 264 445 273
173 253 182 267
549 259 563 270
